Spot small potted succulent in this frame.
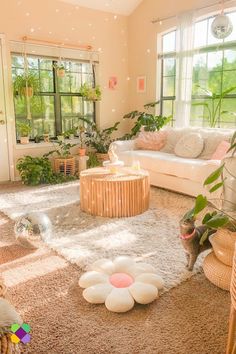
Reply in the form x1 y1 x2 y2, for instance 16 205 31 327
43 124 50 143
17 121 31 144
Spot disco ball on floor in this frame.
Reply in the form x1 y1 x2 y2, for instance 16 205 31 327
14 212 52 249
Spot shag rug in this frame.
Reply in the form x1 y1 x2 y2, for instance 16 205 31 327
0 181 206 292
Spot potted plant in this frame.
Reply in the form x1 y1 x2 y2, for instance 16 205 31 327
46 141 77 176
63 127 78 140
17 121 31 144
85 121 120 162
192 85 236 128
79 83 102 101
53 63 66 78
43 124 50 143
182 132 236 289
13 72 40 98
121 101 172 140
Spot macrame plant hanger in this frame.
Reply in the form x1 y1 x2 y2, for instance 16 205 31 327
23 40 32 120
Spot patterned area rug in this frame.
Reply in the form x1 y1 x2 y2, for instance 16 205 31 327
0 181 206 292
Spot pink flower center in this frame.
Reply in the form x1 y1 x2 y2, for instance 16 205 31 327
109 273 134 288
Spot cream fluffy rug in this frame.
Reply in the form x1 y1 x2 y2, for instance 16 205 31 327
0 181 206 292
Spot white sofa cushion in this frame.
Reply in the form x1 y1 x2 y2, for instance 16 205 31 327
174 133 204 158
117 150 220 183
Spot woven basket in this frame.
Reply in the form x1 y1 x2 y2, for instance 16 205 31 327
203 251 232 291
96 153 109 164
54 156 76 176
231 243 236 309
209 229 236 266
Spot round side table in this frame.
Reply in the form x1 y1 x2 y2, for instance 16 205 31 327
80 167 150 217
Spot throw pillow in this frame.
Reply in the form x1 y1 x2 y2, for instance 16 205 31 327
211 140 231 160
174 133 204 158
135 131 167 151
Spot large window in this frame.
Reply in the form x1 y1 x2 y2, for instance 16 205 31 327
159 10 236 128
12 54 95 140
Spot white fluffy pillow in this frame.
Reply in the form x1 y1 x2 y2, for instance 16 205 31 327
0 298 23 327
174 133 204 158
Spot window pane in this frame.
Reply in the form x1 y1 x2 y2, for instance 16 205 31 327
224 49 236 70
222 70 236 93
12 55 24 68
40 70 54 92
208 71 222 94
162 31 176 53
163 76 175 96
207 51 223 71
70 73 81 93
220 98 236 125
58 74 71 93
40 59 52 70
163 58 175 76
162 100 173 117
194 20 208 48
27 57 39 69
191 98 220 127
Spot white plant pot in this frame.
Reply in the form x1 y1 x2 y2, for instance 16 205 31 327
20 136 29 144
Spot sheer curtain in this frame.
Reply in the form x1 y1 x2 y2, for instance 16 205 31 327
175 11 196 127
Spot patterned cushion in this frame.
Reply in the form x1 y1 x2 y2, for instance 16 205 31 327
135 131 167 151
174 133 204 158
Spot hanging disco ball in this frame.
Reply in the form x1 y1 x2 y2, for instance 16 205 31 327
14 212 52 249
211 13 233 39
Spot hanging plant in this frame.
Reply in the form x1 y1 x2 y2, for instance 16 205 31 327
53 63 66 78
13 72 40 98
79 83 102 101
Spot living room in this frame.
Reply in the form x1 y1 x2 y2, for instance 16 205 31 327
0 0 236 353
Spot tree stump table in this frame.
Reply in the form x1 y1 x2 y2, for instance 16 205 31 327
80 167 150 217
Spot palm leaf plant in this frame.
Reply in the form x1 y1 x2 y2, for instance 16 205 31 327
182 132 236 245
192 85 236 128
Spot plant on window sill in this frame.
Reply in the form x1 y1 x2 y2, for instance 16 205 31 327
17 121 32 144
120 101 172 140
192 85 236 128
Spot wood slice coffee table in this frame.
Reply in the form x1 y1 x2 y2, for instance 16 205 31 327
80 167 150 217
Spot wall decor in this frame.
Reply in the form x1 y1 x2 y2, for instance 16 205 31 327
109 76 118 90
137 76 146 93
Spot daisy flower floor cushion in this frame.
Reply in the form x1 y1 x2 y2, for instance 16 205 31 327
79 256 164 312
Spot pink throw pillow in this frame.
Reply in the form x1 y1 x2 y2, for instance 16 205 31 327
211 140 230 160
135 131 167 151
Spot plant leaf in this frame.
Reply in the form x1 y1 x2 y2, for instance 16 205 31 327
194 194 208 215
204 213 229 228
199 229 209 246
204 164 225 186
209 180 225 193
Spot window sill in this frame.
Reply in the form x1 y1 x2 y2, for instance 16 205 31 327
15 138 80 150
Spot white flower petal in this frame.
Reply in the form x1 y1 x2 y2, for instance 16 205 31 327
89 258 115 275
113 256 136 273
83 283 113 304
105 288 135 312
126 263 157 278
129 282 158 304
135 273 164 290
79 271 108 288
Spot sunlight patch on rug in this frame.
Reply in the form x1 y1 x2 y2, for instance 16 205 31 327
0 182 206 292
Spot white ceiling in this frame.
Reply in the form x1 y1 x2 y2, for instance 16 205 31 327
59 0 143 15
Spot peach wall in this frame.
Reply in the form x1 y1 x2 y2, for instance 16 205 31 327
128 0 222 111
0 0 129 131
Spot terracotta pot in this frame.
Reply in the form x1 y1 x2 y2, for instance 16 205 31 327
209 229 236 266
79 148 86 156
20 136 29 144
22 87 33 97
57 68 65 77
